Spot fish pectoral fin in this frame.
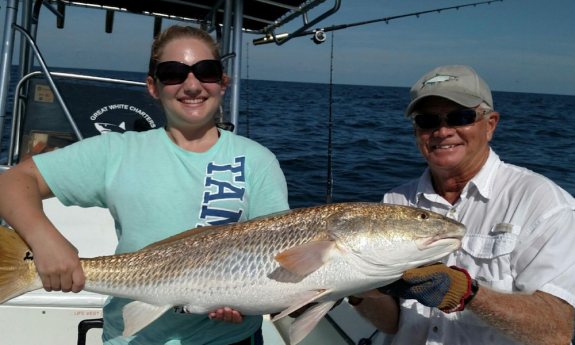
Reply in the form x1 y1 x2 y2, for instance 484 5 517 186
271 289 332 322
122 301 172 337
274 240 337 276
289 300 337 345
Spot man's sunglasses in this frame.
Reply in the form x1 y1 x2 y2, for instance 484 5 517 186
411 108 492 130
155 60 223 85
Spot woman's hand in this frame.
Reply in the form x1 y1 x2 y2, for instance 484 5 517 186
0 159 85 293
208 307 243 324
32 234 85 293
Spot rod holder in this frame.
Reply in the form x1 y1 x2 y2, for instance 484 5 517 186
105 10 114 34
56 2 65 29
154 17 162 38
252 32 288 46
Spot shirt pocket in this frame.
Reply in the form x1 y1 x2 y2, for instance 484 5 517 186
459 223 521 292
455 224 520 327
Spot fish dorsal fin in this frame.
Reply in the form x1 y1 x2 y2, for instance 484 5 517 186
142 209 295 250
290 300 337 345
122 301 172 337
142 224 228 250
274 240 337 276
249 208 295 221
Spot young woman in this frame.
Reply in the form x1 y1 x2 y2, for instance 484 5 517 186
0 25 289 344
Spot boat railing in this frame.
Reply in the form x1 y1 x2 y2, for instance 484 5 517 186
12 24 84 140
1 16 151 165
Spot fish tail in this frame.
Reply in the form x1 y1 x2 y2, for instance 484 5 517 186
0 225 41 304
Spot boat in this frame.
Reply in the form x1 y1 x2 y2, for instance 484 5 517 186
2 1 570 345
0 0 388 344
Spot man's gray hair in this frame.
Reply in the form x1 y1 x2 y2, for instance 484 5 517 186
477 102 493 118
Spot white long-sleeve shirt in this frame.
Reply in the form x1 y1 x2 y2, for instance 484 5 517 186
383 148 575 345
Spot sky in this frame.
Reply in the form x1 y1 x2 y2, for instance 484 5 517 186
0 0 574 95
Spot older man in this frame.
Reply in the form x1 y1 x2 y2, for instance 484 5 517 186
348 65 575 344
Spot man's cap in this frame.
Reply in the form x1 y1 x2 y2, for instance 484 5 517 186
404 65 493 117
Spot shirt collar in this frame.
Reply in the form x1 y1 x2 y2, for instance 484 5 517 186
468 148 500 200
415 148 501 204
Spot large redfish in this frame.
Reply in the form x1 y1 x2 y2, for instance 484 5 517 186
0 202 465 344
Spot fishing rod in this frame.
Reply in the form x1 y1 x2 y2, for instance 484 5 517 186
245 42 250 138
253 0 507 45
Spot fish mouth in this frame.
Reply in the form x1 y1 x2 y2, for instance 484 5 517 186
415 233 463 251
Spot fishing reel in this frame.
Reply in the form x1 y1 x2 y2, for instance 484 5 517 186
311 30 327 44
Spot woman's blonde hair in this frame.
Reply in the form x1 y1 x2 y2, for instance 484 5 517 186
147 25 229 86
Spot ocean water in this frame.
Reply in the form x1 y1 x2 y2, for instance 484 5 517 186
1 67 574 209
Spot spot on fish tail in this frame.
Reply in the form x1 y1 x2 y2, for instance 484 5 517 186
23 252 33 261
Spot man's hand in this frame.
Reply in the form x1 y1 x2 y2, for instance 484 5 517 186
378 263 472 312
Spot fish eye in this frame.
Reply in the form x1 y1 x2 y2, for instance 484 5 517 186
416 211 429 221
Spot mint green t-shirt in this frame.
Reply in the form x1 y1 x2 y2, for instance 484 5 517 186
34 128 289 345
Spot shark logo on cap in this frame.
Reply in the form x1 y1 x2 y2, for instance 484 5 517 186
421 74 458 89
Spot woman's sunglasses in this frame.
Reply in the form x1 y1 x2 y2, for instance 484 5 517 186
411 108 492 130
155 60 223 85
